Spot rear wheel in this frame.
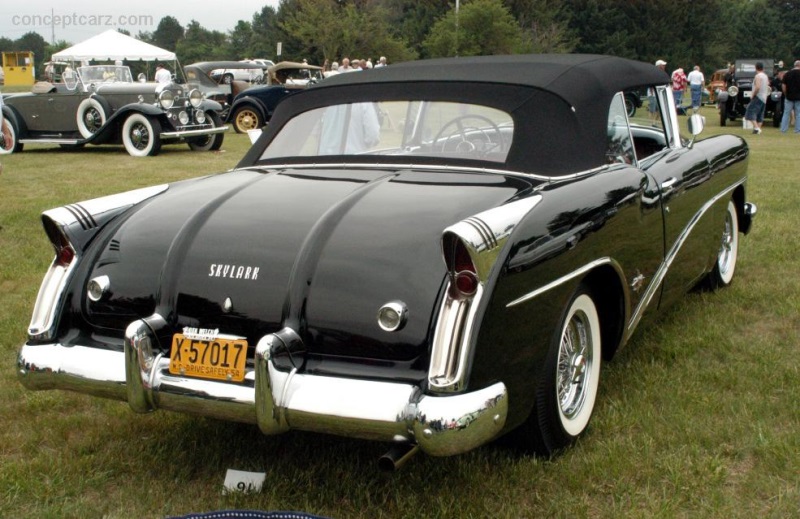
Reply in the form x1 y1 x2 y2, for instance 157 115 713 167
122 113 161 157
707 200 739 289
514 284 602 456
188 112 224 151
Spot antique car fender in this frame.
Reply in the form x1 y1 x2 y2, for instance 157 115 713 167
76 103 167 145
227 96 269 133
227 96 267 120
198 98 224 113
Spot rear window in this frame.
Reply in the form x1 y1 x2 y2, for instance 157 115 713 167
260 101 514 164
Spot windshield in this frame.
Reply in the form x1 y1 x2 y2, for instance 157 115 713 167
78 65 133 83
260 100 514 163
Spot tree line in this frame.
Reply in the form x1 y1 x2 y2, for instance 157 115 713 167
2 0 799 80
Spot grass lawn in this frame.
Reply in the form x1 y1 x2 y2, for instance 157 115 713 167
1 107 798 518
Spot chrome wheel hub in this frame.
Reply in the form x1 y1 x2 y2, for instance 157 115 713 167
557 310 593 420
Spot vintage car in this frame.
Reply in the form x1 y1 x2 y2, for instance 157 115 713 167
717 59 783 127
210 60 273 85
0 64 227 157
707 68 729 105
17 55 756 469
183 61 259 120
227 61 323 133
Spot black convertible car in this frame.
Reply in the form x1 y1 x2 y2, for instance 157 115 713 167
17 55 755 468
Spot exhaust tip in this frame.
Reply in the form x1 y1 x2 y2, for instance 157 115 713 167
378 443 419 472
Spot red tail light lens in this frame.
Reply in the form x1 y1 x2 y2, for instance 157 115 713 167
448 238 478 299
56 245 75 267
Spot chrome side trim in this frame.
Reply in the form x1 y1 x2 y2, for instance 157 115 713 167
627 178 747 336
19 138 82 144
161 126 229 138
505 258 614 308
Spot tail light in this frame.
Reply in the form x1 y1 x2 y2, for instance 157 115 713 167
447 237 479 299
28 217 79 341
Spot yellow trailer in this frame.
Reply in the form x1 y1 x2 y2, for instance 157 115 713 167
2 51 36 86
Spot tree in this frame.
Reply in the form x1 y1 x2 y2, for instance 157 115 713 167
279 0 415 64
422 0 523 58
228 20 254 59
249 5 281 59
13 32 49 78
152 16 185 51
509 0 578 53
176 20 232 63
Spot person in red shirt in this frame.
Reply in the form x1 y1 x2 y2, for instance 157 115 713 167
672 67 687 110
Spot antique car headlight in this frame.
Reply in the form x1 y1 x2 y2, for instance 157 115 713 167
195 109 206 124
178 111 190 125
188 89 203 108
727 85 739 97
158 90 175 109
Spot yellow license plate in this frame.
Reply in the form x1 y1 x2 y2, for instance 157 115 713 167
169 334 247 382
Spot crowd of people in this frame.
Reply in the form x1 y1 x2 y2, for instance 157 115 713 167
322 56 387 77
650 56 800 135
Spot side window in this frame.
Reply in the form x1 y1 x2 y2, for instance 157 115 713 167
629 86 670 164
606 93 635 165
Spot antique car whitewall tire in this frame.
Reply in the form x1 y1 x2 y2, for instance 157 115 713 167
76 98 108 139
121 113 162 157
0 117 23 154
188 112 224 151
232 105 262 133
708 200 739 288
516 285 602 455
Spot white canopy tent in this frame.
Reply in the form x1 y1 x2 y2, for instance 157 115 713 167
52 30 176 62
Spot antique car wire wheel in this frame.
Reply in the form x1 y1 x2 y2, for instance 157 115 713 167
555 291 601 437
0 117 22 154
188 112 224 152
121 113 162 157
712 200 739 287
233 106 261 133
76 98 108 139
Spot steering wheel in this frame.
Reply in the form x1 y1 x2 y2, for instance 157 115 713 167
432 115 506 156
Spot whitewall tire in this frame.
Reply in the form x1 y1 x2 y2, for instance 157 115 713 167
122 113 161 157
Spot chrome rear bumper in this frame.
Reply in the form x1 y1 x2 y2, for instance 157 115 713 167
18 320 507 457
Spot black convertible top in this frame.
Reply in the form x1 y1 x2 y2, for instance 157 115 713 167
320 54 668 112
244 54 671 175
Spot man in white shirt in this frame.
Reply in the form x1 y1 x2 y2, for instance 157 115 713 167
745 62 770 134
687 65 705 113
155 64 172 83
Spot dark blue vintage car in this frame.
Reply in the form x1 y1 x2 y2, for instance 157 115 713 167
17 55 755 469
226 61 323 133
